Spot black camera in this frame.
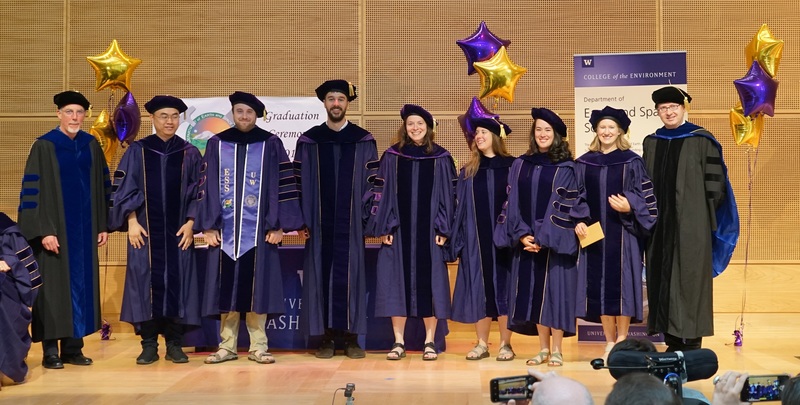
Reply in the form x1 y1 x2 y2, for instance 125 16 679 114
489 375 537 403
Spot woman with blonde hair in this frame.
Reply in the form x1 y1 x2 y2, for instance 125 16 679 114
451 117 516 361
571 106 657 359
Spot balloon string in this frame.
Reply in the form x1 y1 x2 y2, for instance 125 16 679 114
739 147 759 334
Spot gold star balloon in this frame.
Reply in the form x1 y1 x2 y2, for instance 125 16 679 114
745 24 783 78
473 46 527 102
89 109 118 165
730 103 764 148
86 39 142 91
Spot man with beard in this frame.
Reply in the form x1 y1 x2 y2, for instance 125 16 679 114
109 95 202 365
196 91 302 364
18 91 110 369
295 80 378 359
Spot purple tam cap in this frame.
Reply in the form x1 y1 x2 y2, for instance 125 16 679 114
531 107 567 139
229 91 266 117
400 104 435 129
470 117 511 139
589 106 631 133
144 95 187 114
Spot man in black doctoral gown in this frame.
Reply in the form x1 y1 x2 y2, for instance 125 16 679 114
18 91 110 369
642 86 738 352
295 80 378 359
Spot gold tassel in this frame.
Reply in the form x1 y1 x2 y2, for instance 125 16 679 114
86 105 93 118
263 108 268 122
348 82 355 98
496 117 506 139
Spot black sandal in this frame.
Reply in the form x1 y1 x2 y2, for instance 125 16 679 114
422 342 438 361
386 342 406 360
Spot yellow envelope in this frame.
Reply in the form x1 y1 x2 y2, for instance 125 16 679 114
578 222 604 248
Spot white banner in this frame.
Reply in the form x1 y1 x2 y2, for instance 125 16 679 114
573 52 687 156
174 96 326 158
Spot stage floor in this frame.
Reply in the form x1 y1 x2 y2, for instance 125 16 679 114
1 313 797 404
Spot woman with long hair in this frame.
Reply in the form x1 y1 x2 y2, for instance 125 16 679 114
571 106 657 358
495 107 579 367
366 104 456 361
450 117 516 361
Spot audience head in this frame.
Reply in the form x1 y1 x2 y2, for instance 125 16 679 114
605 372 682 405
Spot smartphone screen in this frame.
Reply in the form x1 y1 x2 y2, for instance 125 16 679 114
741 374 790 402
490 375 535 402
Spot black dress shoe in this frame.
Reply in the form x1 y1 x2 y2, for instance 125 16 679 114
42 354 64 369
165 345 188 363
136 346 159 365
61 354 93 366
315 340 335 359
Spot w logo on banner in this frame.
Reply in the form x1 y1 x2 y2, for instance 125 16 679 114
582 57 595 67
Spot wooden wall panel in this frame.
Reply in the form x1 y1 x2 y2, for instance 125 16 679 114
0 0 798 263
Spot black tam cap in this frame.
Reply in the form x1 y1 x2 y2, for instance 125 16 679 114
144 95 188 114
652 86 692 106
315 80 357 101
530 107 567 139
471 117 512 139
590 106 631 133
400 104 436 129
54 91 91 110
229 91 266 117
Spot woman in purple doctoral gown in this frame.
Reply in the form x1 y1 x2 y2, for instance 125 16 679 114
366 104 456 361
450 117 515 361
494 108 578 367
571 106 657 358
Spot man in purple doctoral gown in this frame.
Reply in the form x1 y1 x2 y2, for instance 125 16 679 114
295 80 378 359
18 91 110 370
109 95 202 365
196 91 302 365
0 212 41 384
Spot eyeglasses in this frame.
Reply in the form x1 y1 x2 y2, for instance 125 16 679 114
60 109 86 116
657 105 681 113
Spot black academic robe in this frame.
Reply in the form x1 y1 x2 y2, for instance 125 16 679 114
0 213 41 382
295 122 379 336
18 129 110 341
366 143 456 320
109 135 202 327
642 122 729 339
196 127 302 316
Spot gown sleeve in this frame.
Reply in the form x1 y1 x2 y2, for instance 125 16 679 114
619 158 658 237
365 152 399 237
108 144 144 232
536 163 579 256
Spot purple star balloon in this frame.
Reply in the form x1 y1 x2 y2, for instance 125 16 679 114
456 21 511 75
113 91 141 145
458 96 499 147
733 61 778 117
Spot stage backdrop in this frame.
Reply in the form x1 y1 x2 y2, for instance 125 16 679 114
573 51 687 155
175 96 326 158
